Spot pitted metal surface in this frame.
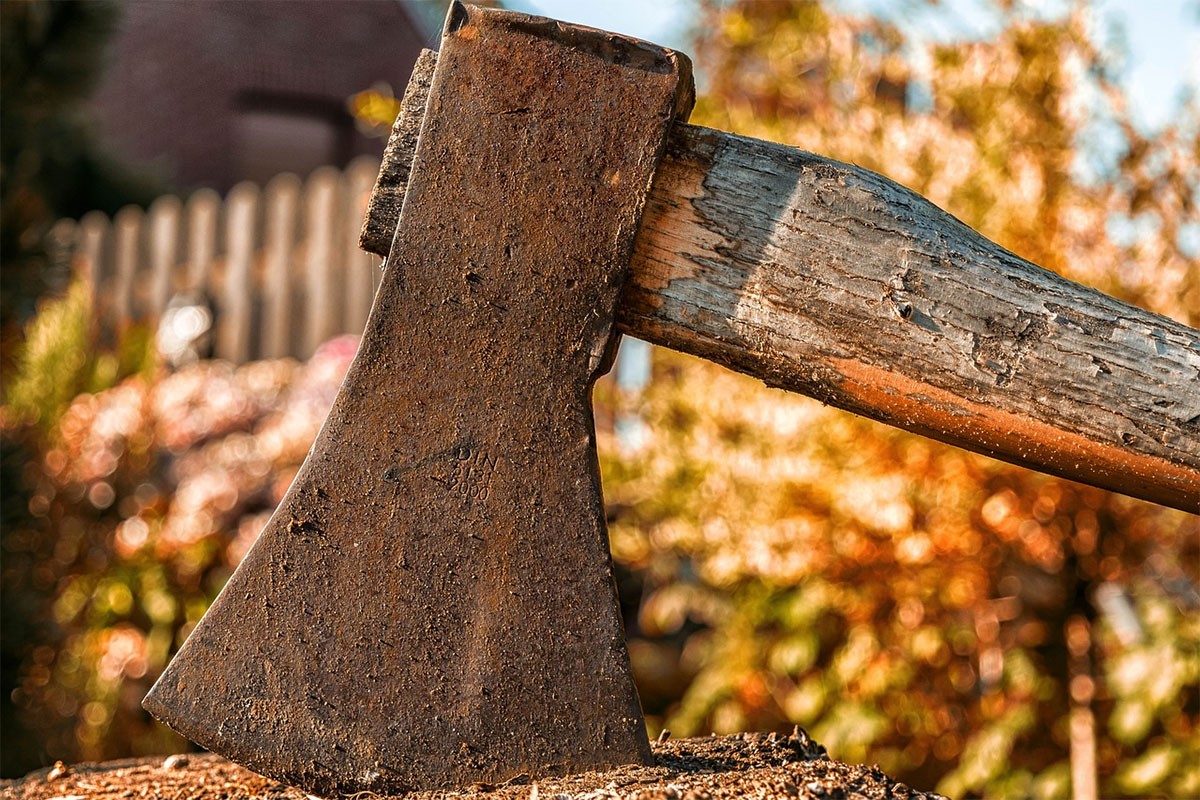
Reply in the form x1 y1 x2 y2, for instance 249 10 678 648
144 3 693 795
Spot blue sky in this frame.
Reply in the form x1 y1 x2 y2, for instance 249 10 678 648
510 0 1198 133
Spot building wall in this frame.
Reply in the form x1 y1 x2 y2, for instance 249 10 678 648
90 0 433 193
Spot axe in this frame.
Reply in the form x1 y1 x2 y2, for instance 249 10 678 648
145 3 1200 796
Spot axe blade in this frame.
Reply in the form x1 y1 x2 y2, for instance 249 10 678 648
143 3 693 795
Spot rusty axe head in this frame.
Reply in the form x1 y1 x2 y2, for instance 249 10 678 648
143 3 693 795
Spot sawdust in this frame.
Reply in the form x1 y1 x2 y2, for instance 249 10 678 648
2 730 944 800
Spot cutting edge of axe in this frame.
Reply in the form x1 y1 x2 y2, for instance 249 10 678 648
366 51 1200 514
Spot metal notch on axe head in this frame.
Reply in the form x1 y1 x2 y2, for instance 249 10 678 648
145 3 693 796
146 0 1200 796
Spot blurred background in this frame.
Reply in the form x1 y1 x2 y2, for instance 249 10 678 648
1 1 1197 798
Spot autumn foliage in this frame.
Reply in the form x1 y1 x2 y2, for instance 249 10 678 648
603 2 1197 797
1 1 1197 798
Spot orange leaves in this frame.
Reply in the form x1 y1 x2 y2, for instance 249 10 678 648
6 338 358 765
597 2 1199 796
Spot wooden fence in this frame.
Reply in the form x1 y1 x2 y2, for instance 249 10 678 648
54 156 384 364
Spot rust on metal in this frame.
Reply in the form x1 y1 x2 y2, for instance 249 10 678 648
144 3 693 795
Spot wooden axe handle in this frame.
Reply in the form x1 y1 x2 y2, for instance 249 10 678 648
364 51 1200 513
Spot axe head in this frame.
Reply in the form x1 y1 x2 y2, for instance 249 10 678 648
143 3 693 795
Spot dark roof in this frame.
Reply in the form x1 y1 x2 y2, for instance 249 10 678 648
91 0 429 192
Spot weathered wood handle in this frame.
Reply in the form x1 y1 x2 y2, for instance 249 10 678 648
364 50 1200 513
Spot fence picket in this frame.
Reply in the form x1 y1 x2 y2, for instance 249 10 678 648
111 206 143 333
303 167 340 358
217 182 258 363
148 195 182 319
262 174 301 360
76 212 110 327
343 157 379 336
185 189 220 296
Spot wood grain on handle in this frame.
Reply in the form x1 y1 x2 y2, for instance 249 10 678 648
363 49 1200 513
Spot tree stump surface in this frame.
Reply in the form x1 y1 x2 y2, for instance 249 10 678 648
2 731 944 800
